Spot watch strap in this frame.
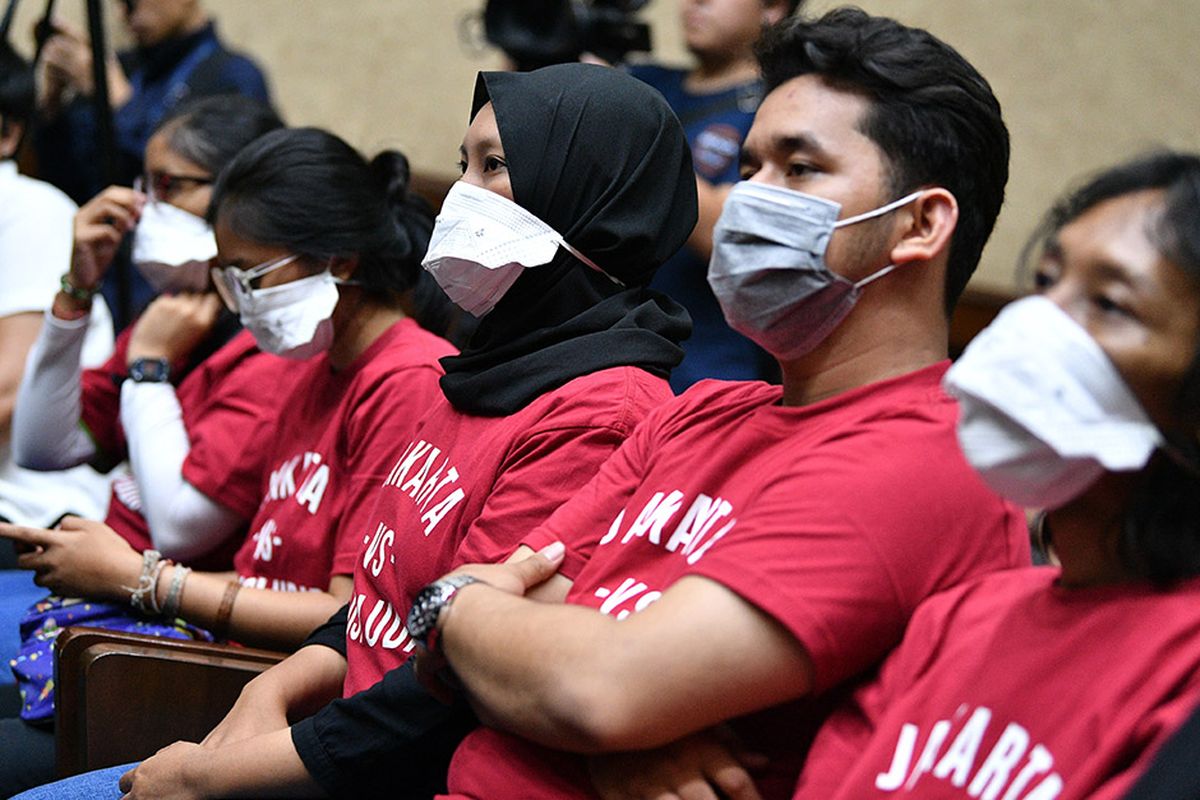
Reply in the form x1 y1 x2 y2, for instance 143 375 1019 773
407 574 483 652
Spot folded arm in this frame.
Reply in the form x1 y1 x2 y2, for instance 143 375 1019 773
439 566 814 753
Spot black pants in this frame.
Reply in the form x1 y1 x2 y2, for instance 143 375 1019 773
0 717 55 797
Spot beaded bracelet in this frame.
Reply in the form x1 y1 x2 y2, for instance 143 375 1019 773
59 273 100 303
122 550 163 615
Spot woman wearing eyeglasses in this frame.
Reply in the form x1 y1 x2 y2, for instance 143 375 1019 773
0 124 454 795
12 94 287 573
6 123 455 645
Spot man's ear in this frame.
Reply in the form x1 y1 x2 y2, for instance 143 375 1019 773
889 187 958 266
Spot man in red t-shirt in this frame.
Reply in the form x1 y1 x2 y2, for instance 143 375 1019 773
415 10 1027 799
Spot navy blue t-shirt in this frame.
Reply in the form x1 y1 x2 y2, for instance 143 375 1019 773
628 63 773 391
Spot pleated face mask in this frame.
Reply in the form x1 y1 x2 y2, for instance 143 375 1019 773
708 181 923 360
131 199 219 293
944 295 1163 509
421 180 612 318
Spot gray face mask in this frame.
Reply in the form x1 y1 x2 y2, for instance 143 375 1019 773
707 181 923 360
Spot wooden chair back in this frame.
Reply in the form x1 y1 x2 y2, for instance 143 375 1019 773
54 627 285 778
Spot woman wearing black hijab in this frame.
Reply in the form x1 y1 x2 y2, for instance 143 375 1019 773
86 63 698 799
436 63 696 414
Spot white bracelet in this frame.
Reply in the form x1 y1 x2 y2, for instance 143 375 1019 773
162 565 191 619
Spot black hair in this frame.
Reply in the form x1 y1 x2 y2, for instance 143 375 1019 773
1026 151 1200 585
210 126 436 307
756 7 1010 315
0 40 34 140
156 94 284 175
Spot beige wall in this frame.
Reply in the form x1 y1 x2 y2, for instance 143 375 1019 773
12 1 1199 293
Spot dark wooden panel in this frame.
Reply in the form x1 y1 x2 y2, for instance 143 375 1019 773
55 628 286 777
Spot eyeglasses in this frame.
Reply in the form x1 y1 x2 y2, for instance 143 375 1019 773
134 171 213 203
211 254 300 311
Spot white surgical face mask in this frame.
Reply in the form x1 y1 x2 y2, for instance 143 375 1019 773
944 295 1163 509
131 200 218 293
421 180 614 317
212 255 342 360
707 181 923 360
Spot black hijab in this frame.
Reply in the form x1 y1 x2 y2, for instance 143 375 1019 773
438 63 696 415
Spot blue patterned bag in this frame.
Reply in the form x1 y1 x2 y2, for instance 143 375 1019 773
9 595 213 722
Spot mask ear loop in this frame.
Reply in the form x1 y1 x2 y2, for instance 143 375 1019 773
834 189 925 228
837 190 928 291
560 240 626 288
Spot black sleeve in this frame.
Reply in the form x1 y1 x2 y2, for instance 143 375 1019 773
302 603 349 657
1122 702 1200 799
291 658 477 800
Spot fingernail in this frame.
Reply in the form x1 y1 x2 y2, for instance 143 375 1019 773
540 541 565 561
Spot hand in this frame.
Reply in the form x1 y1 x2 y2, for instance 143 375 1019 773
39 22 92 102
412 542 566 701
0 516 142 602
444 540 566 597
38 20 132 111
201 673 290 749
119 741 209 800
588 729 767 800
127 293 222 365
68 186 147 294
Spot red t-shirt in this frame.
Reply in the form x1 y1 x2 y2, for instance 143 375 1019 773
233 319 454 592
791 569 1200 800
443 363 1030 800
342 366 672 696
81 328 298 568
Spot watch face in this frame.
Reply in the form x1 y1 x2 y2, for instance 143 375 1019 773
130 358 170 383
407 583 444 642
406 576 479 645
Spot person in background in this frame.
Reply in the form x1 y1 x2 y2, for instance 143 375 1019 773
34 0 272 325
0 40 112 559
0 126 454 796
629 0 802 390
791 151 1200 800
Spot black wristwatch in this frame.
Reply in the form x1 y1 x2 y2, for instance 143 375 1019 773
406 574 483 652
127 357 171 384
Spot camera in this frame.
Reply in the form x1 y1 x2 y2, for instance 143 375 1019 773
483 0 652 71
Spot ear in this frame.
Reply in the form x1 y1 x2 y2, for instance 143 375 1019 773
889 187 958 267
330 255 360 282
0 119 23 160
762 1 789 27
